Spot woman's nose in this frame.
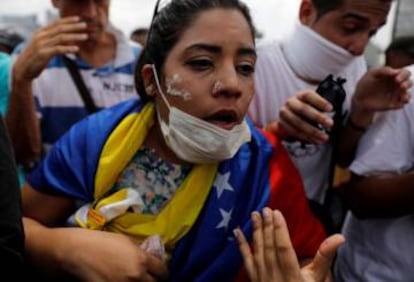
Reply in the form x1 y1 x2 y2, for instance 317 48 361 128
212 67 242 99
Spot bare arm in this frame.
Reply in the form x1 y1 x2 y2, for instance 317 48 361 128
346 172 414 218
22 184 169 281
6 68 41 166
5 16 88 165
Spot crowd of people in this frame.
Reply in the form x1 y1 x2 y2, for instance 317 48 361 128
0 0 413 281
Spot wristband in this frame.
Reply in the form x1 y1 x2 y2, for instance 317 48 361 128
347 117 368 132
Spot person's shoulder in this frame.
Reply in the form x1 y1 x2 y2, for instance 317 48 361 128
128 40 143 57
256 40 283 57
89 98 143 121
255 39 286 71
245 118 278 151
0 52 11 67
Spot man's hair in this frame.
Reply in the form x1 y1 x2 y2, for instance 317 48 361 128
0 27 24 54
312 0 393 18
130 27 149 38
386 36 414 58
312 0 344 17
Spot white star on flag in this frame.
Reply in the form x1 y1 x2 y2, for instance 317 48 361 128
213 172 234 198
216 208 233 230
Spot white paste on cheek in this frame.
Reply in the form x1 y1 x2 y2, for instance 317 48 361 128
166 74 192 101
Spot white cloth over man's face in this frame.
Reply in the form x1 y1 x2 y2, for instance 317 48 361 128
249 22 367 203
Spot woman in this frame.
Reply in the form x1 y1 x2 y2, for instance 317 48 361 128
22 0 342 281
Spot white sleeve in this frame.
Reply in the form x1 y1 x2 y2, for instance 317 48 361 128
350 101 414 176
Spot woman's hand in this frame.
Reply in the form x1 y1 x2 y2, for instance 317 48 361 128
234 208 345 282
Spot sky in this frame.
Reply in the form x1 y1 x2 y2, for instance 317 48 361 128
0 0 395 49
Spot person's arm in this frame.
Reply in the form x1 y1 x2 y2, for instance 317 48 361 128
337 67 412 167
6 66 41 166
22 183 169 281
0 117 25 269
346 172 414 218
5 16 89 165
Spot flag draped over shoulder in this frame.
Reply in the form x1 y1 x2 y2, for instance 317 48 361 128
28 99 326 282
169 128 326 282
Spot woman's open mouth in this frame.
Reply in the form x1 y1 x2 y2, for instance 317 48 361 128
204 110 240 130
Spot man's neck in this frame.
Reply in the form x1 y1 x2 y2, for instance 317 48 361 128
78 32 116 68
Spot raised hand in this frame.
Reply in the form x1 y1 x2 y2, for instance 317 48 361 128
234 208 345 282
13 16 88 81
353 66 411 112
350 67 412 127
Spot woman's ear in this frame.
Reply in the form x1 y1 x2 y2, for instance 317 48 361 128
142 64 155 97
299 0 317 25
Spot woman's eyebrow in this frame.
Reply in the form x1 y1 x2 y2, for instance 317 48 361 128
184 43 256 57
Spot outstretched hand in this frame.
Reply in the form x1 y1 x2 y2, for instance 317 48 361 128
234 208 345 282
351 67 412 122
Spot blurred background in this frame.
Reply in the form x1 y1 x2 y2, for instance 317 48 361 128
0 0 412 66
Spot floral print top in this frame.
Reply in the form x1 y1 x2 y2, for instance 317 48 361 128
112 147 192 215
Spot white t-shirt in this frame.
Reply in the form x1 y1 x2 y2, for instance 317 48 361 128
334 69 414 281
249 41 367 203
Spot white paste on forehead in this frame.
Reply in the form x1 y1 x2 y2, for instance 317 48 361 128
166 74 192 101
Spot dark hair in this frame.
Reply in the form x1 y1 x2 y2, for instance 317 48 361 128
312 0 344 17
312 0 392 19
0 28 24 54
134 0 257 102
386 36 414 57
130 27 149 38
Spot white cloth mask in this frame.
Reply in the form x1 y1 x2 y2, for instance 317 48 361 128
282 22 358 82
151 64 251 164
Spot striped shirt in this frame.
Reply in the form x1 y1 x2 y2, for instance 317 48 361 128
14 24 142 152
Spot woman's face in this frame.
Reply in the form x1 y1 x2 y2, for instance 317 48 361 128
148 8 256 130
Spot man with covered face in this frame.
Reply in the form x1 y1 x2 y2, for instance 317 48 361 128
249 0 411 233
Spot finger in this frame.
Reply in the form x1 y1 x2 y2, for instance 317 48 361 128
262 208 278 276
272 210 302 279
146 254 169 281
40 46 81 58
399 80 413 92
234 228 259 282
279 108 329 144
47 21 88 38
372 66 398 78
251 211 267 278
45 33 89 47
394 69 411 84
309 234 345 281
388 90 411 109
297 91 333 112
286 96 334 130
46 16 84 31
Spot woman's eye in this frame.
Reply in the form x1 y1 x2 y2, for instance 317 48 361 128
186 59 213 70
237 64 255 76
